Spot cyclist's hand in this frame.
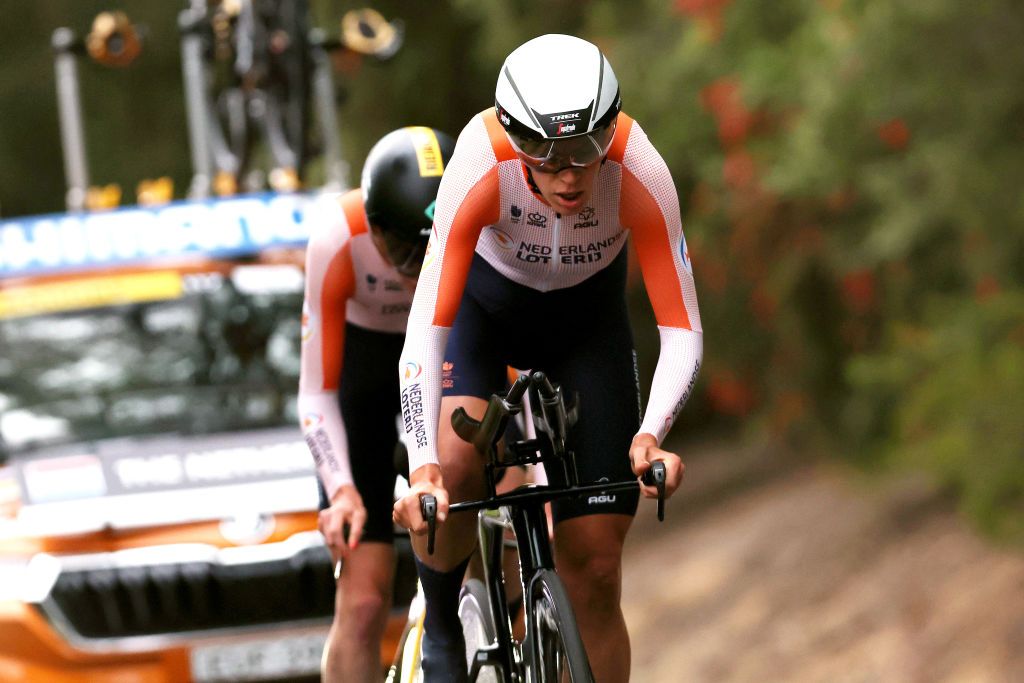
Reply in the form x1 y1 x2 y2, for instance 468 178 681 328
629 432 684 499
392 463 450 534
319 484 366 560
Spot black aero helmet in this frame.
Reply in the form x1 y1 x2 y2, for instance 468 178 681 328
361 126 456 275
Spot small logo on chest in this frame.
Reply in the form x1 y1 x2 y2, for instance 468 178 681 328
573 206 599 229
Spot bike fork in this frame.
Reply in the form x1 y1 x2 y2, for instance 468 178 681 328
477 509 519 682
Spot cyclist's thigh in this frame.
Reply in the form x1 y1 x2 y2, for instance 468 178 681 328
338 323 405 544
440 292 512 496
441 290 508 402
546 304 640 523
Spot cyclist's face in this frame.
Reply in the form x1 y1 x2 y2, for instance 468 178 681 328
369 225 423 287
529 162 601 215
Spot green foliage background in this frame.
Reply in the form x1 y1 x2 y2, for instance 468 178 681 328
1 0 1021 541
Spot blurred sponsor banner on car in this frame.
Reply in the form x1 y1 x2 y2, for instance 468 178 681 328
0 193 316 277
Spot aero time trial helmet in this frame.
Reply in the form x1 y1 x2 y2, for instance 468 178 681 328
361 126 456 276
495 34 621 173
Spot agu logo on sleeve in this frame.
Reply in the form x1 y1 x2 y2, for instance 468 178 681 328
403 361 423 381
301 302 314 342
679 233 692 274
490 227 514 251
302 412 324 430
421 227 438 271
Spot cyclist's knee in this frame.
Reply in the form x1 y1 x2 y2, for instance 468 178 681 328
337 588 391 643
436 433 485 495
559 549 622 602
554 516 628 610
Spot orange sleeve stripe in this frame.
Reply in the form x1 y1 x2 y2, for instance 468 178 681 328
319 242 355 390
606 113 634 164
621 168 692 330
431 167 500 326
482 109 518 162
339 189 368 236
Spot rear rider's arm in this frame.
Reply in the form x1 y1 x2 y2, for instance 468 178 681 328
619 122 704 448
297 196 357 500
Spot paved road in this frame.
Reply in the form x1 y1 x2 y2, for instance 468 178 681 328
622 444 1024 682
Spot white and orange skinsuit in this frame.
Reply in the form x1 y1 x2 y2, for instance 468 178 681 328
399 109 702 476
298 189 413 501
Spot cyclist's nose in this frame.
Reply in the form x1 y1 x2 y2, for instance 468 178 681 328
555 166 584 183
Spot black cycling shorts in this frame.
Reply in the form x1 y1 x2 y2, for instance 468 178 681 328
442 249 641 523
317 322 404 544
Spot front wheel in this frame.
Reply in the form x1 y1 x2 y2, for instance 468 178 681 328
525 570 593 683
388 583 426 683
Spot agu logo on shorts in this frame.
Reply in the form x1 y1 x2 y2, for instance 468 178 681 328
302 412 324 430
407 126 445 177
587 477 617 505
403 361 423 381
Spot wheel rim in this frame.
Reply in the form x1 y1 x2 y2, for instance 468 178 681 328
532 587 568 682
460 592 499 683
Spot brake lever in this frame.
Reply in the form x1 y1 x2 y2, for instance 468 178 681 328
419 494 437 555
641 461 667 522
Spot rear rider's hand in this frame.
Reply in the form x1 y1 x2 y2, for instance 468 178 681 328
392 463 449 534
629 433 685 499
319 484 367 561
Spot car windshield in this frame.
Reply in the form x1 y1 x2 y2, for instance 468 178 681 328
0 262 304 459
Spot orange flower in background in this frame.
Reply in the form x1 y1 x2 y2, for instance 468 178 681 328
975 275 1000 302
706 369 756 416
841 268 876 314
700 78 756 148
790 225 825 255
690 181 718 216
723 149 757 189
700 78 738 113
696 255 728 295
675 0 732 40
825 187 858 214
876 118 911 150
749 289 778 327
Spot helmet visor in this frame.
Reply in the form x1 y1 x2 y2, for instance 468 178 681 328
507 120 616 172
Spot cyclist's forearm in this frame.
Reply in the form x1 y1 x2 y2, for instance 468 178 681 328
399 323 450 474
297 391 353 498
638 326 703 443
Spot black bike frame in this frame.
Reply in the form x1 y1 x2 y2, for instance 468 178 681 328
434 372 665 682
452 478 647 683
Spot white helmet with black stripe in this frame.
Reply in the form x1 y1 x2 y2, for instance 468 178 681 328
495 34 622 172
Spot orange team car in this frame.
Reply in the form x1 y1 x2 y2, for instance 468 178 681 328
0 193 416 682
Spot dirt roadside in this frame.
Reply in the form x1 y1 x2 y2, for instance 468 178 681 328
621 442 1024 683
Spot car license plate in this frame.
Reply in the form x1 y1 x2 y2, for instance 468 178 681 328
190 631 326 682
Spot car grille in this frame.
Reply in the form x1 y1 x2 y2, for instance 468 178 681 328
32 533 418 643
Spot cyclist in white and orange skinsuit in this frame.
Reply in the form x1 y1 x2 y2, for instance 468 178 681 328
298 126 456 683
392 35 702 682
